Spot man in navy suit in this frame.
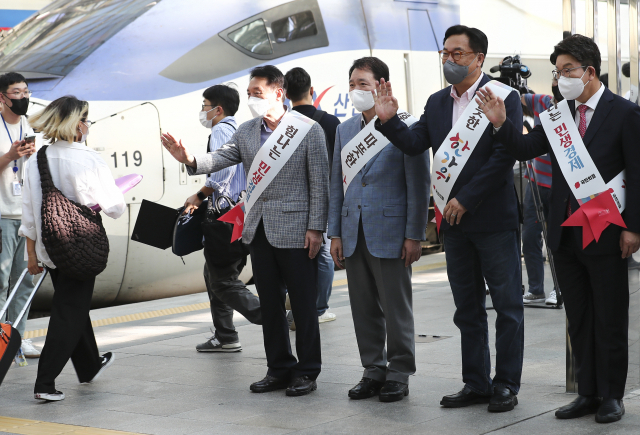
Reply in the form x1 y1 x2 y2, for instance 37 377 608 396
328 57 429 402
477 34 640 424
374 26 524 412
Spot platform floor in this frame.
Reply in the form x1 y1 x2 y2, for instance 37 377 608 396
1 252 639 435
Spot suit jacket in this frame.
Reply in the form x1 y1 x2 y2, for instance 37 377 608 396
376 74 523 233
495 87 640 255
328 115 429 258
188 116 329 249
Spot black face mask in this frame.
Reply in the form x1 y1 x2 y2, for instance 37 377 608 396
551 85 564 102
7 97 29 116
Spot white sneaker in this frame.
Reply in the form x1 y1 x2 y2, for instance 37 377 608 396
87 352 115 383
21 339 41 358
35 391 65 401
319 312 336 323
523 292 545 304
545 290 558 305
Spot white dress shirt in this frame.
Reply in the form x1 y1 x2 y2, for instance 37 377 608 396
19 140 126 268
451 73 485 125
574 82 605 130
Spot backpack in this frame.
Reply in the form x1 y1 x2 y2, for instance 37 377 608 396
37 146 110 280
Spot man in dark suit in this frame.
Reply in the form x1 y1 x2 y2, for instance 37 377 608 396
477 34 640 423
373 25 524 412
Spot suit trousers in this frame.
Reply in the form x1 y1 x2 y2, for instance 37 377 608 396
553 229 629 399
34 267 102 394
249 221 321 380
344 220 415 384
203 251 262 344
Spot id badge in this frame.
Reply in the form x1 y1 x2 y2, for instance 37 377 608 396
12 180 22 196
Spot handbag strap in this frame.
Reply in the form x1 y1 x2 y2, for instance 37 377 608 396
36 145 56 195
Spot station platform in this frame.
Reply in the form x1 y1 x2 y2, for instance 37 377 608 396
0 252 639 435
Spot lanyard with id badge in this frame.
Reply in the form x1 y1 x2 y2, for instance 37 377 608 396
2 114 23 196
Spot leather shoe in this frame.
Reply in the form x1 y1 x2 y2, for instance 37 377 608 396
250 375 288 393
379 381 409 402
595 398 624 423
286 376 317 397
348 377 384 400
555 395 601 419
440 385 491 408
488 385 518 412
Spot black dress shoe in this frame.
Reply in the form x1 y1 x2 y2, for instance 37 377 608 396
378 381 409 403
488 386 518 412
286 376 317 397
595 398 624 423
348 377 384 400
440 386 491 408
250 375 288 393
555 395 601 419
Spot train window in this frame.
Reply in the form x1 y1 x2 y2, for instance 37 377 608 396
0 0 161 77
227 19 272 55
271 11 317 43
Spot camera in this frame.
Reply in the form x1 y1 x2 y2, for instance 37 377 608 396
489 55 531 95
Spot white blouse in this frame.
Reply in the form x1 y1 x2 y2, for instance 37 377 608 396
19 140 126 268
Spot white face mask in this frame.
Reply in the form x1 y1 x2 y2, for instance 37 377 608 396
349 89 375 112
199 106 218 128
558 69 590 101
78 124 89 143
247 96 272 119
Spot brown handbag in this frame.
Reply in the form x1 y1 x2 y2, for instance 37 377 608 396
37 146 109 280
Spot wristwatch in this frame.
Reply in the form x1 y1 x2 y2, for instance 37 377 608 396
196 191 207 201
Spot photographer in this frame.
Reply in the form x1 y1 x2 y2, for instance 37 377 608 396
175 84 261 353
0 72 39 359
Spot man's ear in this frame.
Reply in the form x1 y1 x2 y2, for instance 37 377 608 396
309 86 314 97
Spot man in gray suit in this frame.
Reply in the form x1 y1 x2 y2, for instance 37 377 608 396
328 57 429 402
162 65 329 397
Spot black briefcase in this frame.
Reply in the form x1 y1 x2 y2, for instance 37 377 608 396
201 196 249 266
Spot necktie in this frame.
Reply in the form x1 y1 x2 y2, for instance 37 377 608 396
567 105 590 217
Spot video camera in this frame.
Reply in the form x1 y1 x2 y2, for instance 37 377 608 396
490 55 531 95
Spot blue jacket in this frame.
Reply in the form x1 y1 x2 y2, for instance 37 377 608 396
328 115 429 259
376 74 522 233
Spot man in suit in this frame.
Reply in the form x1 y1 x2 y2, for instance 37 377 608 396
328 57 429 402
374 26 524 411
477 34 640 423
161 65 329 397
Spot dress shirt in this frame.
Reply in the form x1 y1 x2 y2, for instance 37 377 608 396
19 140 126 268
0 114 34 219
204 116 245 206
574 82 604 129
451 73 485 125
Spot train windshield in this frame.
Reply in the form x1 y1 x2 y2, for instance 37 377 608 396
0 0 161 77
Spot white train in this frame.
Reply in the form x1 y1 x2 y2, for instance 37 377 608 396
5 0 632 309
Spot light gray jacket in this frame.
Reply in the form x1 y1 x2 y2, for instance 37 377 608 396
188 116 329 248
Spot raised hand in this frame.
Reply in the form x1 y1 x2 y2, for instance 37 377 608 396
475 87 507 128
161 132 195 167
374 78 399 124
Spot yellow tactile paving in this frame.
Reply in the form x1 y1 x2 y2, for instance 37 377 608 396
0 416 143 435
22 261 447 340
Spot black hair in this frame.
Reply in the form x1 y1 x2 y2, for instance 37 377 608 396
202 84 240 116
550 34 601 77
0 72 28 93
284 67 312 102
443 25 488 65
622 62 630 78
348 57 389 82
249 65 285 89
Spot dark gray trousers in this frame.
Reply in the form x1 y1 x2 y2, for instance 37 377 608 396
203 251 262 344
344 222 415 384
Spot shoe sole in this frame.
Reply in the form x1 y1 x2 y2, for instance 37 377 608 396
523 299 545 304
545 301 558 305
595 410 624 423
379 388 409 402
250 385 288 393
348 390 380 400
319 317 336 324
440 396 491 408
196 347 242 353
89 353 115 383
555 408 598 419
25 354 40 359
488 396 518 412
286 383 317 397
34 393 65 401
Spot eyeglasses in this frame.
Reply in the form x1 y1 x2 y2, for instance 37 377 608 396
81 120 94 128
438 49 477 62
202 104 217 111
3 90 32 99
552 66 589 80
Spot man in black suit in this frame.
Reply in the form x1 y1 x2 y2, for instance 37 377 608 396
477 34 640 424
374 25 524 412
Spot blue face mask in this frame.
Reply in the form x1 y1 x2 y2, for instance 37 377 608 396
443 54 479 85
